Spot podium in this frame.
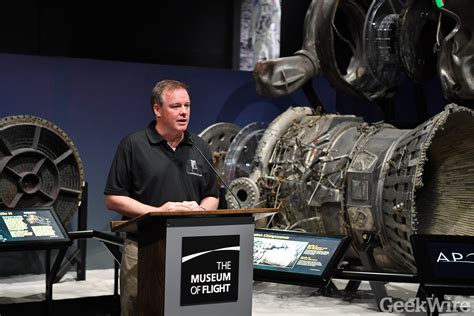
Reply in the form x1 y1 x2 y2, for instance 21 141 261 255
112 208 275 316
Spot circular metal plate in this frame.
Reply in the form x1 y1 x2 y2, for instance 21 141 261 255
198 122 241 153
222 122 267 184
199 122 241 175
226 177 261 209
0 115 84 225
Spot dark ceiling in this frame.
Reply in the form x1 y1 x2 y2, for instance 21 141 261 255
0 1 310 69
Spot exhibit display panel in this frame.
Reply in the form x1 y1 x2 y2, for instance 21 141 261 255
412 234 474 294
253 228 351 287
0 207 71 251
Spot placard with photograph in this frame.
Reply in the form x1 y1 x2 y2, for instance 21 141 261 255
0 207 71 251
253 229 351 287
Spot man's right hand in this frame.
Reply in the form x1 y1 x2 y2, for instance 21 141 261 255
105 195 204 218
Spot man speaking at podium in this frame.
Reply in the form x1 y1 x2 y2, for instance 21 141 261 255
104 79 219 315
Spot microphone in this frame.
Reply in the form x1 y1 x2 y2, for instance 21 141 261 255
189 137 243 209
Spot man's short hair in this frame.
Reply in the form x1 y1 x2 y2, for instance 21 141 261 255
150 80 189 112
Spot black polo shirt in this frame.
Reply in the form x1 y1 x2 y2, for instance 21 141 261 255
104 121 219 219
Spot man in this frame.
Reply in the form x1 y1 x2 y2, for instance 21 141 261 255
104 79 219 315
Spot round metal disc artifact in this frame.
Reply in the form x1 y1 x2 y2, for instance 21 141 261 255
222 122 268 184
0 115 84 225
198 122 241 174
198 122 241 153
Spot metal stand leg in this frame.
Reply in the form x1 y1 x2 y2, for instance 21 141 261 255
342 280 362 301
45 250 51 301
359 235 389 311
416 284 427 301
77 182 88 280
318 281 339 296
431 294 444 316
114 259 120 296
417 286 444 316
46 248 68 301
54 182 88 283
44 247 68 316
344 280 361 293
114 258 121 316
45 249 51 316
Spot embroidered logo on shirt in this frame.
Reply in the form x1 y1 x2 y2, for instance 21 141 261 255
187 159 202 177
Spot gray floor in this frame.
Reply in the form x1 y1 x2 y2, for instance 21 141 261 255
1 269 473 315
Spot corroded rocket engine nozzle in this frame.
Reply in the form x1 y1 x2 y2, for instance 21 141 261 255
225 104 474 272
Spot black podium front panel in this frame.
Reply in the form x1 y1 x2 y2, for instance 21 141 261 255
164 216 254 316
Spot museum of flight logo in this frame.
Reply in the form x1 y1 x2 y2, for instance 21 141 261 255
436 252 474 263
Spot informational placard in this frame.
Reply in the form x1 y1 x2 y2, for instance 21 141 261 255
180 235 240 306
0 208 70 250
253 229 350 287
411 234 474 292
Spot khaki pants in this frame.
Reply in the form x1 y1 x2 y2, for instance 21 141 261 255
120 238 138 316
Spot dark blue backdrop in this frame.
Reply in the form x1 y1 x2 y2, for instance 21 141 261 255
0 53 336 268
0 53 449 268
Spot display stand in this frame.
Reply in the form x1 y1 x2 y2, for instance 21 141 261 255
356 234 389 310
411 234 474 316
54 182 89 283
112 208 275 316
252 228 351 288
0 207 72 314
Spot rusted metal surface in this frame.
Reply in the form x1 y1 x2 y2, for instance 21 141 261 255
222 105 474 272
0 115 84 225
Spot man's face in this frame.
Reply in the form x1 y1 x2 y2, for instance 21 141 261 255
154 87 190 134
